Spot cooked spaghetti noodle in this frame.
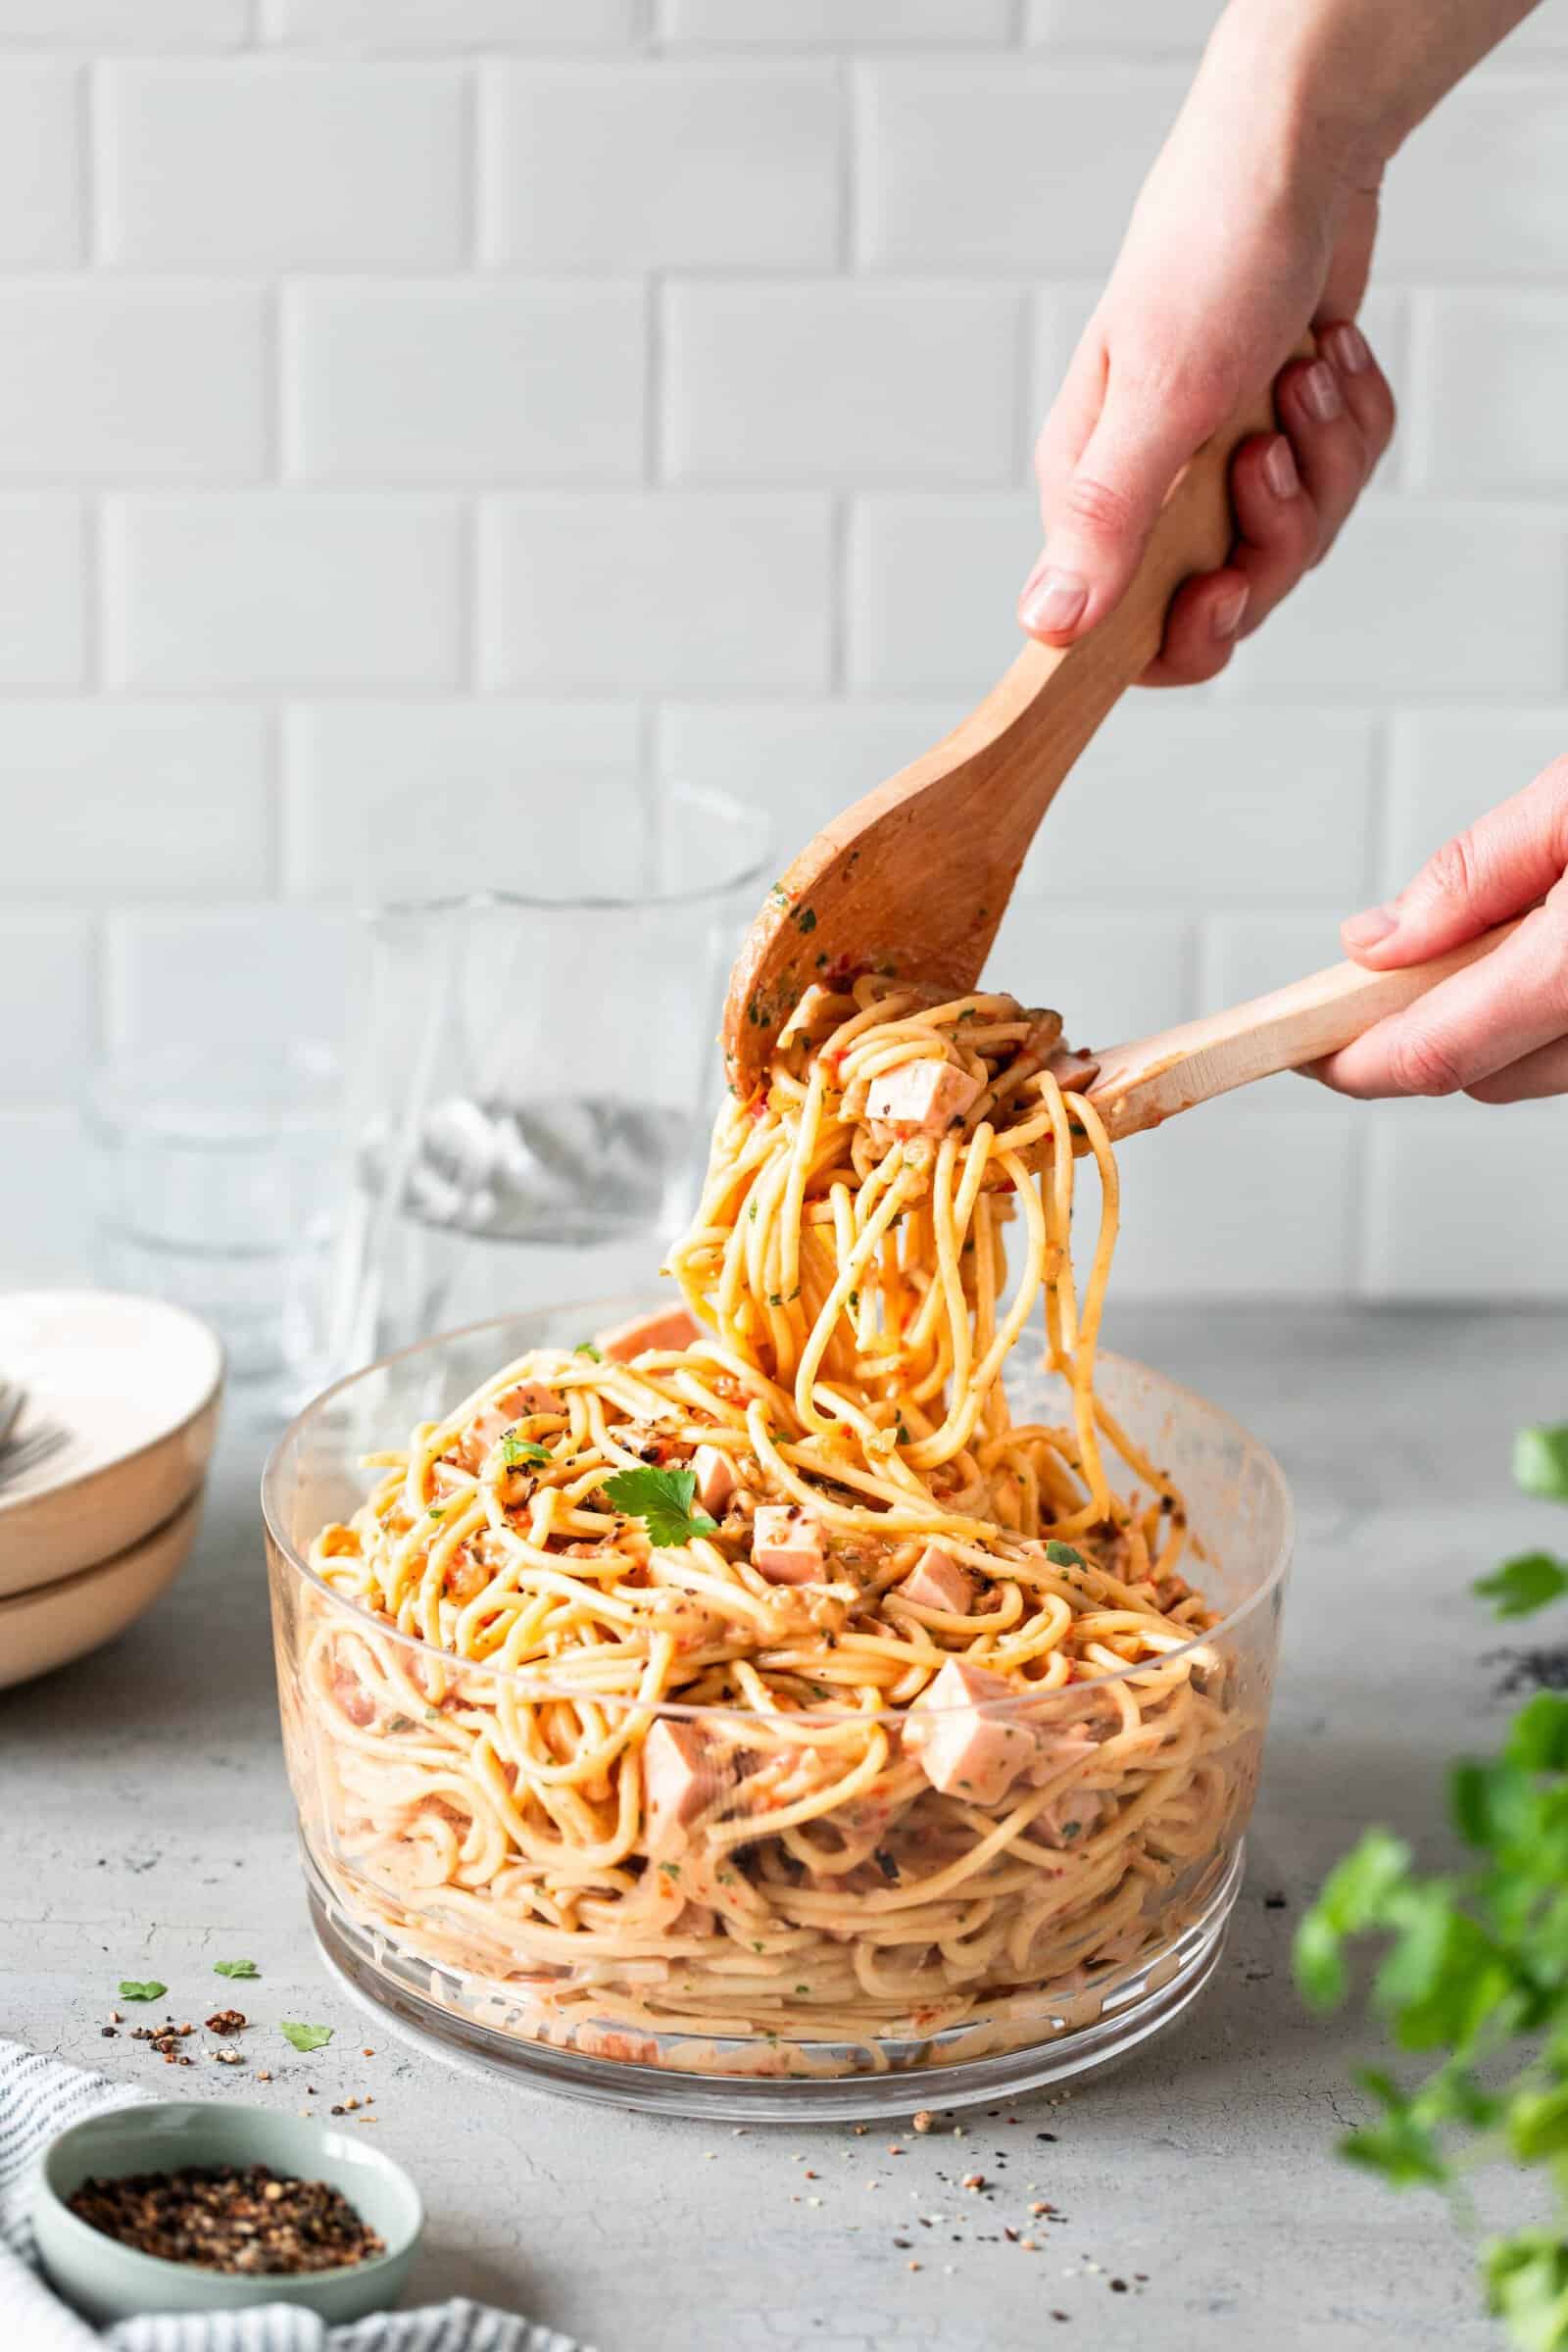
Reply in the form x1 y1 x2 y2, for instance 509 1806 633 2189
297 980 1247 2068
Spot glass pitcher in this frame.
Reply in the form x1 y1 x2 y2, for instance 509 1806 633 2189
322 776 771 1373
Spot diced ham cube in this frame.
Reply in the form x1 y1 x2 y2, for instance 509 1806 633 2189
906 1658 1038 1805
642 1718 710 1850
864 1059 983 1137
691 1443 737 1518
454 1379 560 1469
1023 1719 1097 1784
897 1543 975 1615
597 1305 699 1362
751 1504 825 1586
1042 1047 1100 1094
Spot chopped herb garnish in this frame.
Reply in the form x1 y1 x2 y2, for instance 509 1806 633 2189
574 1341 603 1362
118 1980 166 2003
659 1861 682 1880
1045 1540 1086 1568
213 1960 259 1980
603 1465 719 1549
500 1431 552 1469
427 1504 445 1519
279 2022 333 2053
1476 1551 1568 1619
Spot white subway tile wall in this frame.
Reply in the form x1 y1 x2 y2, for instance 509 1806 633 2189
0 0 1563 1298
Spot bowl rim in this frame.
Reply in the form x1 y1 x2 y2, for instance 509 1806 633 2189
260 1295 1296 1723
35 2096 424 2302
0 1289 225 1523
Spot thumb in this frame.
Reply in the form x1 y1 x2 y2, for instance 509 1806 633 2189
1342 760 1568 968
1019 356 1225 644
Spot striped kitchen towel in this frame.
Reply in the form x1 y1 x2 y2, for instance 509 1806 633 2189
0 2040 589 2352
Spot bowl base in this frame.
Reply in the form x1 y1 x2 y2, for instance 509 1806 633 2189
304 1842 1244 2123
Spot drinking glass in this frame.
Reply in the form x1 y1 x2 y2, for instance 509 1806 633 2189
86 1041 343 1389
323 777 771 1371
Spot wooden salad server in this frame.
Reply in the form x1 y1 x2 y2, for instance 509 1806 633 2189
721 360 1308 1101
1084 916 1521 1140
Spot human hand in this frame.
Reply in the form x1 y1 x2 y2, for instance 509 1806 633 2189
1315 761 1568 1102
1018 12 1396 685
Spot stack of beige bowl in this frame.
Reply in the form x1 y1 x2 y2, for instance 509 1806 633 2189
0 1293 224 1690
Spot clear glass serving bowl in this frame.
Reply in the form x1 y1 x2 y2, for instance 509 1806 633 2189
262 1296 1293 2121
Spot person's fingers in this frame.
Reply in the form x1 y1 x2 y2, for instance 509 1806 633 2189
1465 1034 1568 1104
1145 414 1343 685
1137 564 1251 689
1271 352 1370 564
1142 326 1395 686
1019 344 1231 646
1317 318 1397 476
1314 888 1568 1099
1341 759 1568 968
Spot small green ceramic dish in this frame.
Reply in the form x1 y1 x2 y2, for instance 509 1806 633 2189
33 2100 424 2328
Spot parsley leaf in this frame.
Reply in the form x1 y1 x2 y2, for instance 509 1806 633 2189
603 1465 719 1549
1475 1550 1568 1619
213 1959 259 1980
280 2022 333 2053
1044 1540 1086 1569
1514 1424 1568 1503
1298 1417 1568 2344
574 1341 603 1362
500 1431 552 1469
118 1979 166 2002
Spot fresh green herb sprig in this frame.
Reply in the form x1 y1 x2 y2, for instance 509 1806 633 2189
1297 1420 1568 2350
603 1465 718 1549
279 2022 333 2053
500 1431 552 1470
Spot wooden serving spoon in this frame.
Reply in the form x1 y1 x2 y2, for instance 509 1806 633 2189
721 366 1301 1101
1083 917 1520 1140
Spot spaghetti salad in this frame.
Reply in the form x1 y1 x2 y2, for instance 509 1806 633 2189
303 981 1240 2062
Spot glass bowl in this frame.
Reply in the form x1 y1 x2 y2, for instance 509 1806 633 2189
261 1296 1293 2121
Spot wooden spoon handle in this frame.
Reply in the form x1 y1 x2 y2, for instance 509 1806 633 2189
1086 918 1523 1140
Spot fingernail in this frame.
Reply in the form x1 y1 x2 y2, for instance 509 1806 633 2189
1212 582 1250 640
1343 905 1397 949
1299 362 1344 424
1325 320 1370 374
1018 565 1088 636
1262 435 1299 500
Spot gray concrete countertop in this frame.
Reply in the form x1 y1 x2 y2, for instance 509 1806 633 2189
3 1302 1556 2352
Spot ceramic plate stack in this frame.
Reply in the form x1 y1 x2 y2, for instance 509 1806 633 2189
0 1293 224 1690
